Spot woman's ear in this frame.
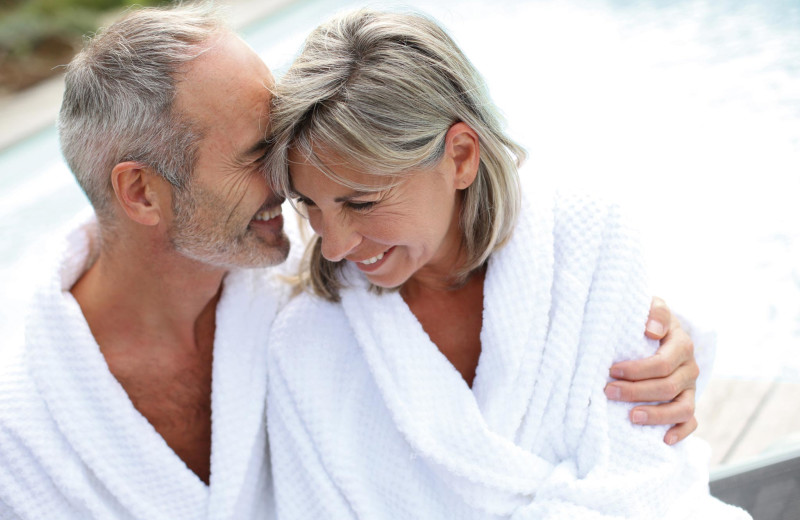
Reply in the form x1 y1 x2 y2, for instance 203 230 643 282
110 162 170 226
445 122 480 190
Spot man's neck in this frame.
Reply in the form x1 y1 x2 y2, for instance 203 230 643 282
71 239 226 350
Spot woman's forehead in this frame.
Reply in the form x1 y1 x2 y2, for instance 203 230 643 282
288 146 406 192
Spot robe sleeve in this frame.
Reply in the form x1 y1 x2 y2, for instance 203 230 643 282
509 202 749 519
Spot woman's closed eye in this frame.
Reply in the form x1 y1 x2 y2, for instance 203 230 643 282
292 194 379 214
346 200 378 212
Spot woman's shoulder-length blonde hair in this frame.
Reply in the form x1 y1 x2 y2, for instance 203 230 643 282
265 8 526 302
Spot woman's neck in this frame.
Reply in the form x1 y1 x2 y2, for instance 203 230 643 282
401 265 487 387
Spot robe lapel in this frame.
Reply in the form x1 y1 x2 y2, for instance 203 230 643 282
206 268 278 520
472 191 555 441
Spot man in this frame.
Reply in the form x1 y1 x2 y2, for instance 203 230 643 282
0 4 698 519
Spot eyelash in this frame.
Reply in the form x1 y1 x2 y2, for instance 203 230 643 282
293 197 378 213
346 201 377 212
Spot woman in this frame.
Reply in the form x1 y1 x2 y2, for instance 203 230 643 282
264 9 744 519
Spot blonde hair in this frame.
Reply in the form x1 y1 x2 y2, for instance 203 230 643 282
266 9 525 301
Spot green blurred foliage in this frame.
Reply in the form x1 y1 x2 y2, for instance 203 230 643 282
0 0 166 57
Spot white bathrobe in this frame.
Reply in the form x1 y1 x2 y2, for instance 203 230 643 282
0 215 288 520
266 191 750 519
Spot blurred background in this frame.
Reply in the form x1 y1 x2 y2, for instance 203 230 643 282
1 0 798 470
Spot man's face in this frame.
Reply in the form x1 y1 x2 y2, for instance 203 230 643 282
169 32 289 269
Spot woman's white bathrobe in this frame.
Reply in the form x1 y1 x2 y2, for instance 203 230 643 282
266 192 749 519
0 216 287 519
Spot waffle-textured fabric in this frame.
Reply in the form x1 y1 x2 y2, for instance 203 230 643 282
0 215 286 519
266 190 750 519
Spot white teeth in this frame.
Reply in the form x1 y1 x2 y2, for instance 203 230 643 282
360 251 385 265
253 206 282 221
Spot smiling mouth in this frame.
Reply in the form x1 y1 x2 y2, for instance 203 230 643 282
360 251 385 265
252 205 282 221
351 246 395 271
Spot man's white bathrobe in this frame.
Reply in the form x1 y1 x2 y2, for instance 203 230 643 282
0 216 287 520
266 192 750 519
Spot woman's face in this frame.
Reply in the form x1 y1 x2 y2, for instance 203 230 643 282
288 149 466 289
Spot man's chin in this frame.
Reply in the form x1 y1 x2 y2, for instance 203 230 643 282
173 236 290 271
252 231 291 266
255 241 291 269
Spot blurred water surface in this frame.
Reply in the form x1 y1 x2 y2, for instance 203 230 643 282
1 0 798 380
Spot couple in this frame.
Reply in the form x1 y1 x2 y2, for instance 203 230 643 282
0 3 740 519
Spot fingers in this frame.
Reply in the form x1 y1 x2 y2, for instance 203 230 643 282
605 361 698 402
664 416 699 445
609 327 695 381
625 388 696 423
607 296 701 446
625 390 698 445
645 296 671 339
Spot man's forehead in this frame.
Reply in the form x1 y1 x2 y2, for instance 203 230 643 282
175 32 272 115
178 33 274 94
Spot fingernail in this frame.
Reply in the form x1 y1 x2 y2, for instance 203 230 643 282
610 367 624 378
604 386 621 400
646 319 665 336
665 434 677 445
632 410 647 424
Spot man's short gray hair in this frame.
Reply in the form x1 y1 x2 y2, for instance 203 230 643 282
58 2 227 222
266 9 526 301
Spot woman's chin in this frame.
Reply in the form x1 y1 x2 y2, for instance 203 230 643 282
365 274 404 290
364 269 414 290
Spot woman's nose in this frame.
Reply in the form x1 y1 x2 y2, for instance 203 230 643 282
313 212 361 262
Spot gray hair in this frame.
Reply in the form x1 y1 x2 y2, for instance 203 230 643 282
266 9 525 301
58 2 227 223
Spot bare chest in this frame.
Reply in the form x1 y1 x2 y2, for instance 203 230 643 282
104 342 214 484
406 279 485 387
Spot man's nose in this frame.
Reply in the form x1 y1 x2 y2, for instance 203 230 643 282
315 213 361 262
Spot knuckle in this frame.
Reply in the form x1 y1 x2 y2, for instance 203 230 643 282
665 379 681 399
654 358 672 377
677 401 695 422
674 328 693 352
688 361 700 381
684 336 695 357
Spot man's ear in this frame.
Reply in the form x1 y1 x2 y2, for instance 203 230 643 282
444 122 480 190
110 162 170 226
